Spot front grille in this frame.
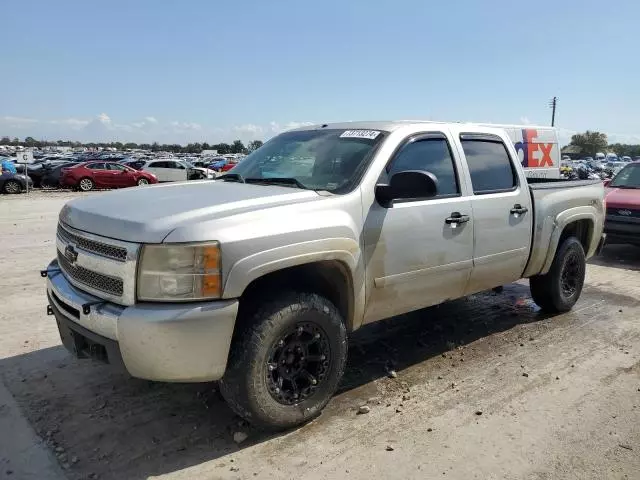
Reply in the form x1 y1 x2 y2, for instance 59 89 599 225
58 250 124 296
607 207 640 218
57 223 127 261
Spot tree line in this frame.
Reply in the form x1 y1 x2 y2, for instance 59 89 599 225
0 136 264 154
567 131 640 158
4 130 640 158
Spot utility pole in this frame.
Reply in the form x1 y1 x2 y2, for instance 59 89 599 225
549 97 558 127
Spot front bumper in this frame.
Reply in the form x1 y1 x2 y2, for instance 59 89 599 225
604 216 640 246
45 259 239 382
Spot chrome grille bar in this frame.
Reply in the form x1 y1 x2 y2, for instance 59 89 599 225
57 222 127 262
57 250 124 296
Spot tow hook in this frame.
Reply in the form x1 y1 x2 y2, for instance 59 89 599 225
46 305 54 316
82 300 106 315
40 268 61 278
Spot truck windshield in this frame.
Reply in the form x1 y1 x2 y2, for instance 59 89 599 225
227 129 386 192
610 163 640 188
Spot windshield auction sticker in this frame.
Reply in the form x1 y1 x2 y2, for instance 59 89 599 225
340 130 381 139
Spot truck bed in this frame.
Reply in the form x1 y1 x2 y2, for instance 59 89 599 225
527 177 604 189
523 178 605 278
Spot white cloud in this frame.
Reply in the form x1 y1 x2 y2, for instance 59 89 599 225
1 116 39 127
267 121 314 134
170 121 202 130
48 118 90 129
144 116 158 124
519 116 532 125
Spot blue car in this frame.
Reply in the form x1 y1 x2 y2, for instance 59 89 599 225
1 157 17 174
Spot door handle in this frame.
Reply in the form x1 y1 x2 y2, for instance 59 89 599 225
510 204 529 215
445 212 470 225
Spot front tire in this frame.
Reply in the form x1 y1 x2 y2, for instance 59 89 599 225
78 178 94 191
137 178 149 186
220 292 347 430
3 180 22 194
529 237 586 313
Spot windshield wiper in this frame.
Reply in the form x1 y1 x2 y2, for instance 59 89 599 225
245 177 308 189
217 173 245 183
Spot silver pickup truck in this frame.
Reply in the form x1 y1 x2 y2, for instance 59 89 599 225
44 121 606 429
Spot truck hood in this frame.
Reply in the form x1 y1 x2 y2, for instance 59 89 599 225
60 181 322 243
605 187 640 209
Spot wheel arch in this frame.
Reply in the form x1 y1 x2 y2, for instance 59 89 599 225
540 210 597 275
226 243 362 332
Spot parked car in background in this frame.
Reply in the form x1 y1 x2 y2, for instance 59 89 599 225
621 156 633 163
119 159 146 170
1 171 33 194
61 161 158 191
604 161 640 246
1 157 17 173
209 157 229 171
181 160 216 179
40 162 79 189
22 160 79 187
141 159 213 182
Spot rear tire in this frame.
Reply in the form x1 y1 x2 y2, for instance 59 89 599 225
78 178 94 191
3 180 22 194
220 292 348 431
529 237 586 313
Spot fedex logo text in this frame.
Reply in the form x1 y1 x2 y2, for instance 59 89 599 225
514 129 554 168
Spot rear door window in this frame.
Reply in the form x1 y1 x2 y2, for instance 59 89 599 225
460 138 517 194
86 162 107 170
107 163 126 171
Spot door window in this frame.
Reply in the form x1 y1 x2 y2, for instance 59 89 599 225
86 162 107 170
387 137 459 197
106 163 126 171
460 139 517 194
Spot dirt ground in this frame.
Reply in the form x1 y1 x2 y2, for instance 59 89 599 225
1 190 639 480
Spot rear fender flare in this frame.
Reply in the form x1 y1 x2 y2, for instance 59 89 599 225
540 207 598 274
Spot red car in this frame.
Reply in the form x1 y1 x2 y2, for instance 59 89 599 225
604 161 640 246
220 161 238 172
61 161 158 191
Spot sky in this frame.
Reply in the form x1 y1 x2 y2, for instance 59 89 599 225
2 0 640 146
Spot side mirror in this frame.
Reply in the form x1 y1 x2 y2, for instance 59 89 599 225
603 179 611 187
375 170 438 208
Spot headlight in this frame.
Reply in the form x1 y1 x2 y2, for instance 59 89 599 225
137 242 222 301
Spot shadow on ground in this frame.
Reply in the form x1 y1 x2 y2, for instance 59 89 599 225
589 244 640 271
0 282 554 480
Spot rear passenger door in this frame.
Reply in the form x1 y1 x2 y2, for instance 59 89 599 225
457 133 533 295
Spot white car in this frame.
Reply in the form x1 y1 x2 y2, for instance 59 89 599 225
141 160 214 182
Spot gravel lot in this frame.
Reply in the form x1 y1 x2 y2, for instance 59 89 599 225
1 190 639 480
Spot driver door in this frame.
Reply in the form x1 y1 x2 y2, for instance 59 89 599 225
362 132 474 323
